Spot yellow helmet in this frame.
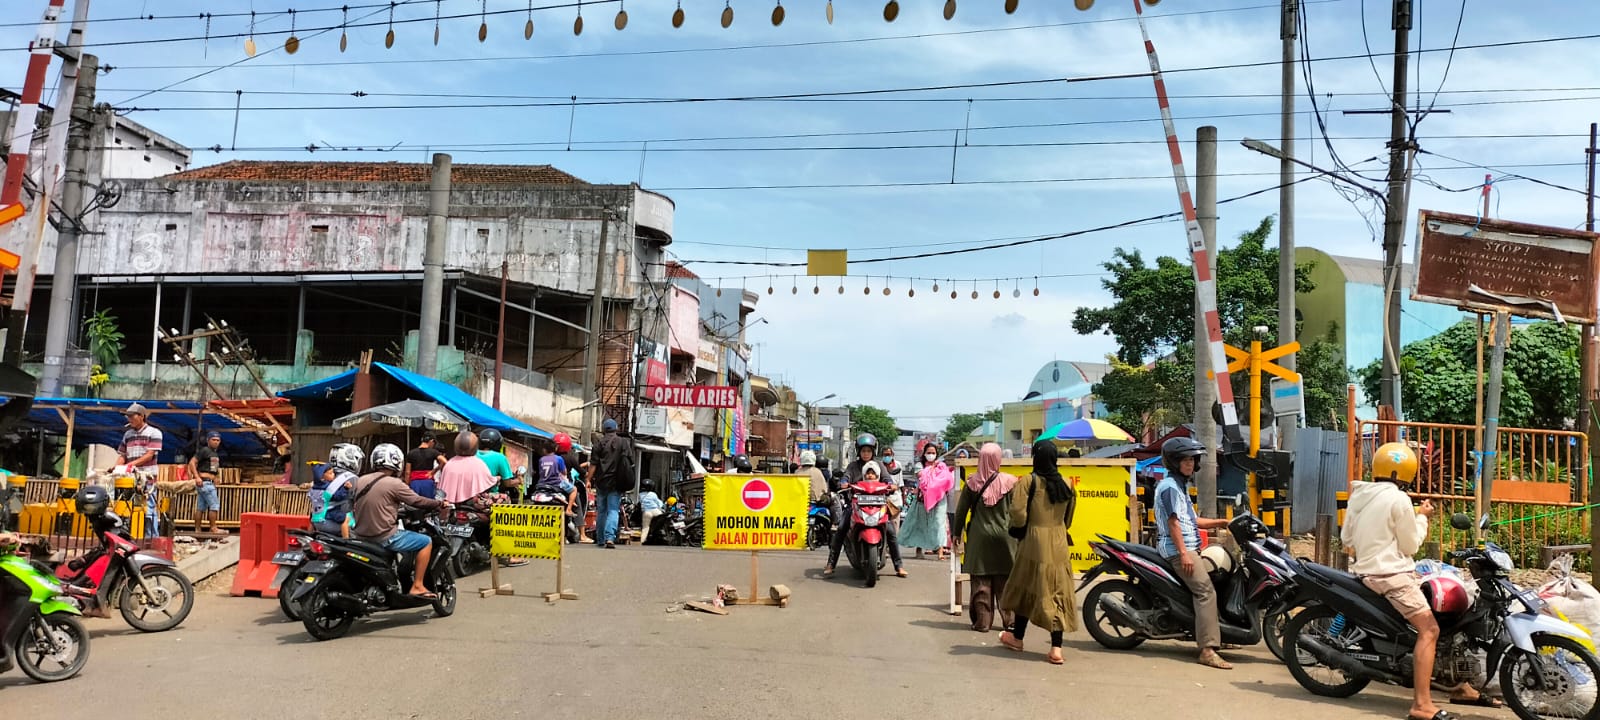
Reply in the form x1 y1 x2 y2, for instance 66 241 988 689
1371 442 1418 485
666 496 678 506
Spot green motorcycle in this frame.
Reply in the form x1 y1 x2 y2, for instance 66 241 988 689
0 550 90 682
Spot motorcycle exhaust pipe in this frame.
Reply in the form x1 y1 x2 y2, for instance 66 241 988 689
1297 636 1398 682
324 590 366 613
1098 595 1158 636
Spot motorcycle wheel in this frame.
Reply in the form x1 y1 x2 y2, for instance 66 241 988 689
1082 578 1150 650
431 569 458 618
1499 633 1600 720
863 546 880 588
1262 605 1300 662
14 613 89 683
278 567 306 621
301 585 355 641
1282 605 1372 698
120 566 194 632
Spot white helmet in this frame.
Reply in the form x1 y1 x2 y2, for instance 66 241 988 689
369 443 404 473
800 450 817 466
1200 545 1234 575
328 443 364 474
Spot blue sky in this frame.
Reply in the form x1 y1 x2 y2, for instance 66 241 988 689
4 0 1599 428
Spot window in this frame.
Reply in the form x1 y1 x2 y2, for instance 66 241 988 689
164 223 177 231
310 225 330 233
476 228 490 241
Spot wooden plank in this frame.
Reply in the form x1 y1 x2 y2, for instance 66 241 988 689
684 600 728 615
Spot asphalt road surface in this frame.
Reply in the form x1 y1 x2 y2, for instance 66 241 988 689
2 546 1516 720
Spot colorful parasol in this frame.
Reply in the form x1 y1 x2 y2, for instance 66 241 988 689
1052 418 1136 443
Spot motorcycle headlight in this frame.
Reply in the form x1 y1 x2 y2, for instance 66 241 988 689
1489 549 1514 572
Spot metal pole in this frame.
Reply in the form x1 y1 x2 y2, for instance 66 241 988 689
1378 0 1413 414
581 212 613 436
493 259 506 410
148 281 161 382
1194 126 1220 517
37 53 96 397
1481 311 1509 517
1584 122 1598 584
525 291 537 371
1277 0 1299 453
416 153 451 376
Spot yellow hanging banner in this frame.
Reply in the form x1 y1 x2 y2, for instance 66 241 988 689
807 249 848 276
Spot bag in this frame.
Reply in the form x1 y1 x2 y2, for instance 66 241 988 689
1539 554 1600 641
308 475 351 524
1008 476 1036 541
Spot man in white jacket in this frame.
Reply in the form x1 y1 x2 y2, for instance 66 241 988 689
1342 442 1497 720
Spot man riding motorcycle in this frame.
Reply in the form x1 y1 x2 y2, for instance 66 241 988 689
823 433 906 579
350 444 449 600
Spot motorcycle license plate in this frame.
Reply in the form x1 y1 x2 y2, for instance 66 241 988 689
271 551 305 565
442 524 475 538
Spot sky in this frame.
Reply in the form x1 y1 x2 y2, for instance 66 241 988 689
4 0 1599 431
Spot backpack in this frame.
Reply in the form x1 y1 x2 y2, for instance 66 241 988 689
309 472 352 524
537 455 567 491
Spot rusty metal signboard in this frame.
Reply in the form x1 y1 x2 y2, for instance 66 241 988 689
1412 210 1600 323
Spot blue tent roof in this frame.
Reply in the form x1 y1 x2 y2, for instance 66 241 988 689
28 398 276 461
277 363 549 439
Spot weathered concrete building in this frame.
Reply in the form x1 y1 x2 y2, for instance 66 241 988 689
6 160 674 434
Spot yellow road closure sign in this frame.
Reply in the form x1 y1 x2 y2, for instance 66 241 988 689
962 459 1135 575
702 473 808 551
490 504 563 560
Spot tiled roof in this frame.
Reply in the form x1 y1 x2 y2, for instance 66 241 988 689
665 262 699 280
164 160 586 185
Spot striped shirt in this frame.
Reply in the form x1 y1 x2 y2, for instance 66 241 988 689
1154 476 1201 557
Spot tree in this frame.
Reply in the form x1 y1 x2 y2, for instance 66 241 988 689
1093 348 1194 440
1356 319 1578 429
943 412 991 445
846 404 898 449
1297 323 1350 429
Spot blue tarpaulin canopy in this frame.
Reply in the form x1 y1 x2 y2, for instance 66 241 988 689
278 362 550 439
27 398 277 461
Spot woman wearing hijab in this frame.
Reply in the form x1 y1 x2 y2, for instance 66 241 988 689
900 444 954 560
998 439 1079 665
953 442 1019 632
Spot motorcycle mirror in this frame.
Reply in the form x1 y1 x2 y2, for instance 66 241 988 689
1479 513 1491 532
1449 512 1474 531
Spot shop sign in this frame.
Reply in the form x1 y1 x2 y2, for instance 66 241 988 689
647 384 738 408
701 473 808 551
635 406 670 437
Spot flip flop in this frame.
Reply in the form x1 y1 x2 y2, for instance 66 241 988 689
896 569 909 578
1407 712 1461 720
408 590 439 600
999 632 1024 652
1448 696 1503 708
1198 653 1233 670
1046 650 1064 665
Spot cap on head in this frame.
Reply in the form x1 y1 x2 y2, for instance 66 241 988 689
123 403 148 417
206 431 222 441
800 450 817 466
602 418 619 433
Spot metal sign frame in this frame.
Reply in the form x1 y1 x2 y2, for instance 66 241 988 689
1412 209 1600 323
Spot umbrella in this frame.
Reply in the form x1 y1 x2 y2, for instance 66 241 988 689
334 399 467 437
1039 421 1071 441
1052 418 1136 443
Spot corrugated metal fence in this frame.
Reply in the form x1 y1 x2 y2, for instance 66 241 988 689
1291 428 1349 534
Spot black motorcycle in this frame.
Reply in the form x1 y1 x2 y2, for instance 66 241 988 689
1281 513 1600 720
644 503 703 547
528 488 581 544
806 494 835 551
271 528 337 621
1081 512 1304 652
293 506 458 641
443 502 494 579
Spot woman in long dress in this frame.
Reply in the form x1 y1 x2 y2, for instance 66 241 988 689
953 442 1019 632
999 439 1079 665
899 444 954 559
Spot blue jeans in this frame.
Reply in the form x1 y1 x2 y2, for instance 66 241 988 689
595 491 621 544
384 529 430 553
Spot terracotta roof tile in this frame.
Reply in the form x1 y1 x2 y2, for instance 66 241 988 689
665 262 699 280
164 160 586 185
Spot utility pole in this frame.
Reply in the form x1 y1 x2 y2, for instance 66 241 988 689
416 153 451 377
580 210 614 438
1377 0 1413 415
492 258 507 410
1583 121 1598 583
36 52 95 397
1194 125 1219 517
1277 0 1299 453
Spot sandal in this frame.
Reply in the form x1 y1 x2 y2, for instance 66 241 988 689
999 632 1023 652
1408 712 1461 720
1448 695 1503 708
1046 649 1064 665
822 567 835 578
895 568 909 578
407 590 439 600
1197 652 1233 670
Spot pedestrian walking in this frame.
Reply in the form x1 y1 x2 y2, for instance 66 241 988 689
953 442 1019 632
901 444 953 560
591 418 635 549
998 439 1079 665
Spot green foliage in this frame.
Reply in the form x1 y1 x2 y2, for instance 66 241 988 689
1297 323 1351 429
943 411 995 445
84 310 124 370
846 404 898 449
982 407 1002 423
1092 347 1195 439
1072 217 1315 364
1357 319 1579 429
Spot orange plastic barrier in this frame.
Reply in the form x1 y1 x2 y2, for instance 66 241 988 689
231 512 310 598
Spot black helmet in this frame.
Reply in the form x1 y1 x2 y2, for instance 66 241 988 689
77 485 111 517
479 428 504 451
1161 436 1207 476
642 480 656 493
733 455 753 472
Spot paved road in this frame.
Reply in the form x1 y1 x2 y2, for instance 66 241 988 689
3 546 1514 720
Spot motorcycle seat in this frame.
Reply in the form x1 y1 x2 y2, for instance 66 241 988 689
329 538 397 561
1301 562 1392 607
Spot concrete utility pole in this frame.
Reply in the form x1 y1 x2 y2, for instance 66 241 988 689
1277 0 1299 452
1194 125 1219 517
416 153 451 377
580 210 614 437
36 52 95 397
1378 0 1413 414
1584 122 1598 581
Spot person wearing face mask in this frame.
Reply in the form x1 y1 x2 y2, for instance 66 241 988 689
900 443 954 560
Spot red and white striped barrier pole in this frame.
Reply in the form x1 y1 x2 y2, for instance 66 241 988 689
1131 0 1243 441
1 0 67 219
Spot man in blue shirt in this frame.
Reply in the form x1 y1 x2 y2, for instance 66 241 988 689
1153 436 1233 670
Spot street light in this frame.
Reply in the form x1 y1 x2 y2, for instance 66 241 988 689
1240 138 1387 204
805 393 838 463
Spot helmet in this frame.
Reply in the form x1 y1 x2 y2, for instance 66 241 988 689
733 455 753 472
369 443 404 473
642 480 656 493
602 418 619 433
76 485 110 517
855 433 878 451
1200 545 1234 575
1371 442 1418 485
328 443 364 474
800 450 817 466
553 432 573 454
667 496 678 506
1161 436 1207 475
479 428 504 451
1422 571 1472 614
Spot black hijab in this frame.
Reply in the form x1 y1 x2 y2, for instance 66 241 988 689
1031 439 1073 504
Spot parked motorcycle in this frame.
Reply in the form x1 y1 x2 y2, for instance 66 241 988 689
841 481 893 587
271 528 339 621
1081 511 1303 653
293 506 458 641
528 488 581 544
444 501 494 579
1281 513 1600 720
53 487 193 632
806 494 834 550
1 543 89 682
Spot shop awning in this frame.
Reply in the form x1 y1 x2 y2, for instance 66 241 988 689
27 398 278 461
685 451 708 479
277 363 550 439
636 442 677 454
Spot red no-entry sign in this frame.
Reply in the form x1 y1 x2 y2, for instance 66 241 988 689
740 478 773 512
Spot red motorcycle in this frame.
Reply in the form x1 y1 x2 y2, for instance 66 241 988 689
841 481 894 587
55 487 193 632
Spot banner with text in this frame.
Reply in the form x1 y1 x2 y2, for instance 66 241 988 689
958 459 1135 574
646 384 739 408
702 473 808 551
490 504 564 560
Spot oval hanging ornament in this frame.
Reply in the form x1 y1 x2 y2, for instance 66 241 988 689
479 23 488 41
574 14 584 34
284 35 300 54
672 3 685 28
1075 0 1095 8
826 0 834 24
338 8 349 52
340 32 348 51
525 19 534 38
882 287 891 296
883 0 899 22
433 0 442 45
721 3 734 28
944 0 957 19
385 29 395 47
245 36 257 56
771 2 784 26
434 26 441 44
1005 0 1019 14
615 9 628 30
